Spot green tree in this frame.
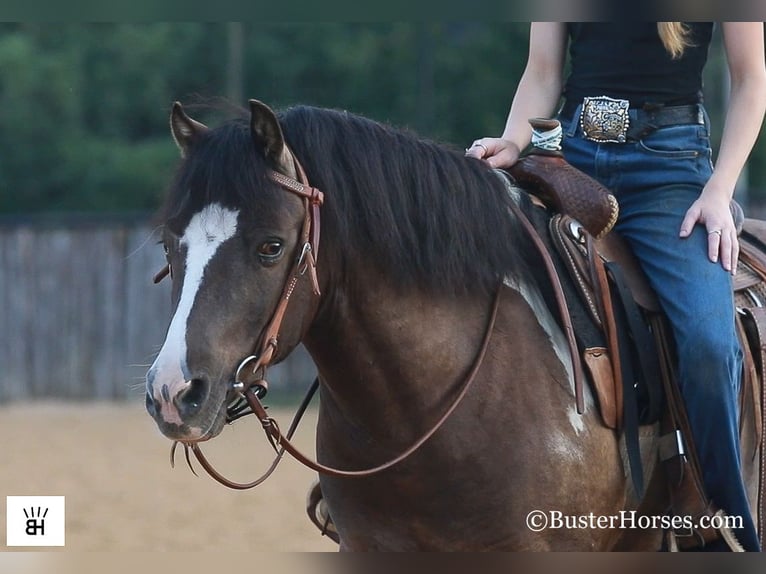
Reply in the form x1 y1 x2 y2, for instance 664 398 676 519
0 23 763 215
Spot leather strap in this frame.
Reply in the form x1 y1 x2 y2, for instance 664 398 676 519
509 201 585 414
234 154 324 389
739 307 766 548
605 262 663 425
737 309 762 455
650 314 722 548
193 286 502 485
603 262 650 498
587 236 623 427
185 378 321 490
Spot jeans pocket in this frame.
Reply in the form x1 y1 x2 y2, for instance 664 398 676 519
637 124 709 159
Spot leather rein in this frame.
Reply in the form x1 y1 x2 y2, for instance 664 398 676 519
159 153 501 489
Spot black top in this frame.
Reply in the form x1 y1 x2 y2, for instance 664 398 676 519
563 22 714 108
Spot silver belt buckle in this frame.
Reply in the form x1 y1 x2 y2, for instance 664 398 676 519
580 96 630 143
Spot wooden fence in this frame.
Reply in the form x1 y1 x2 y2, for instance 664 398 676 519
0 214 316 402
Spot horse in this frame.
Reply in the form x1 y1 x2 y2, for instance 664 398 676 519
144 99 761 551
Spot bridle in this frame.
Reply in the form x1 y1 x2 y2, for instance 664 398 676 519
157 148 501 490
230 158 324 400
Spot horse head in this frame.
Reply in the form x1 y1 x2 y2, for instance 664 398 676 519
145 101 321 442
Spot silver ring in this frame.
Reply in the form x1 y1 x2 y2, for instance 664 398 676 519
471 142 488 153
708 229 722 236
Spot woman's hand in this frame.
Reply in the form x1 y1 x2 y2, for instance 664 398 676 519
465 138 522 169
679 189 739 274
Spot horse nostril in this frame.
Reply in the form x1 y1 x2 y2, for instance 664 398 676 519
145 391 157 417
175 378 208 417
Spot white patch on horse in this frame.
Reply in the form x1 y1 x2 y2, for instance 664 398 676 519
495 170 594 434
505 274 595 434
548 428 583 459
503 275 575 392
149 203 239 411
567 405 586 436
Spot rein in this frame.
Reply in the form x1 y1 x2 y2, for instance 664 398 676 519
189 287 501 487
159 150 503 489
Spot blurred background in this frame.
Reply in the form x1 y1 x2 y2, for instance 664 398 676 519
0 21 764 552
0 22 536 402
2 22 764 402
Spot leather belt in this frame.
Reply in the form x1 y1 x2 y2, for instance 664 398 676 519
561 99 704 143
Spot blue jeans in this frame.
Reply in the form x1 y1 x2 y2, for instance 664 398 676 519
560 104 760 551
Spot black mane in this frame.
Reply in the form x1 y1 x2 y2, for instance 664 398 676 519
160 105 530 297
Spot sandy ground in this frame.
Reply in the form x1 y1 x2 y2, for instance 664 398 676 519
0 401 338 552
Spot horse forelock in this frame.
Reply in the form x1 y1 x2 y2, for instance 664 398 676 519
157 116 287 236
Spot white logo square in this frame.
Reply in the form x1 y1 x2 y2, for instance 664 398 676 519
6 496 65 547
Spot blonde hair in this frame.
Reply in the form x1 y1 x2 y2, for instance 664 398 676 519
657 22 692 59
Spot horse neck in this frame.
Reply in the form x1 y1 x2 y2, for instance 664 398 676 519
303 269 493 439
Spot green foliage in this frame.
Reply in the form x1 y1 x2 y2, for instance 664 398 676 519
0 22 764 215
0 23 208 213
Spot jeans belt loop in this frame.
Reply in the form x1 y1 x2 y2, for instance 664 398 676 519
564 103 582 138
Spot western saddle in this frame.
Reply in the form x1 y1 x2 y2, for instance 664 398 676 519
507 120 765 551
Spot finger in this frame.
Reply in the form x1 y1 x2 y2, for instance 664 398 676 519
465 140 490 159
679 206 701 237
719 229 733 272
731 233 740 275
486 151 510 168
707 228 722 263
486 146 521 170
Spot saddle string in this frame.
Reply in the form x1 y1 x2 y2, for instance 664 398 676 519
530 120 563 152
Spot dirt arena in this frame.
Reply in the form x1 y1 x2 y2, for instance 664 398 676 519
0 401 337 551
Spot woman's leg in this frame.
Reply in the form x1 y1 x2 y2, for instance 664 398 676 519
561 111 760 550
615 185 759 552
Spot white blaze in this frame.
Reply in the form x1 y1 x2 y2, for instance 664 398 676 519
150 203 239 399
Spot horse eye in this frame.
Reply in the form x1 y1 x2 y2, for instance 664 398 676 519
258 241 284 262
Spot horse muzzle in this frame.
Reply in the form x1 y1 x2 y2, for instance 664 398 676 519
145 370 227 442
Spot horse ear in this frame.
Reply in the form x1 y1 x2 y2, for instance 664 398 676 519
170 102 208 158
249 99 297 177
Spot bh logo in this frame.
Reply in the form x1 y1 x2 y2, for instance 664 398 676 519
24 506 48 536
6 496 65 546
